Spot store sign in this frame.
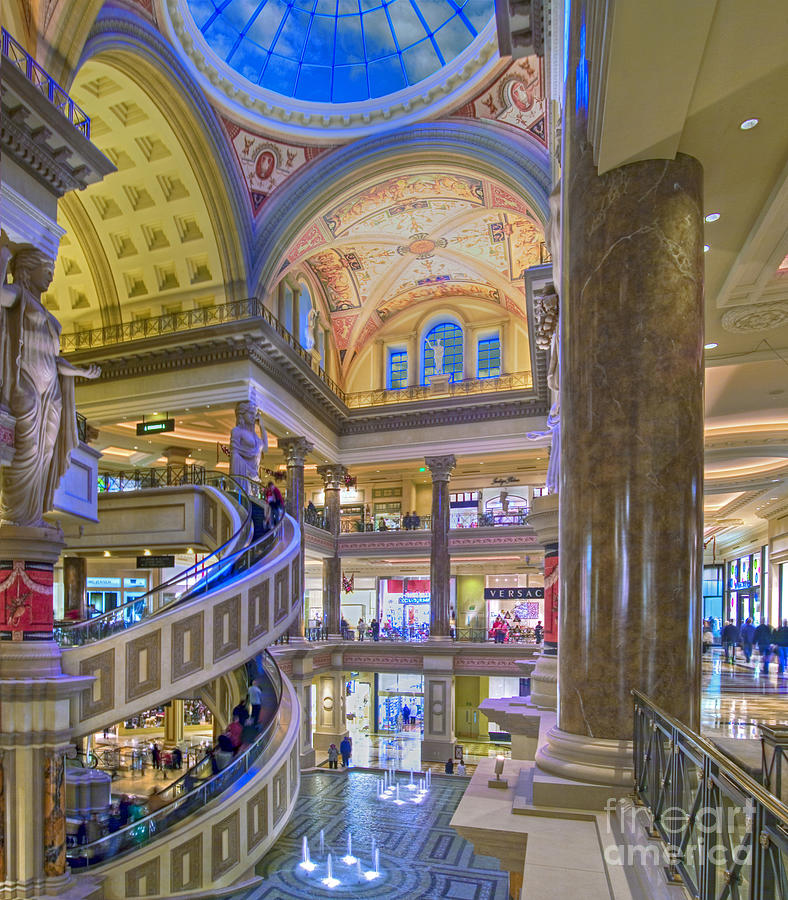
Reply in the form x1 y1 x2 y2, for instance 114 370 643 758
124 577 147 588
398 592 430 604
136 418 174 435
136 555 175 568
484 587 544 600
86 577 121 589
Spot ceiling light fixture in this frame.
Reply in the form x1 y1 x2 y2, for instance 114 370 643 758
740 117 759 130
704 213 720 223
704 342 718 350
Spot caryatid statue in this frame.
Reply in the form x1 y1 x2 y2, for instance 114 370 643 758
229 400 268 491
0 244 100 528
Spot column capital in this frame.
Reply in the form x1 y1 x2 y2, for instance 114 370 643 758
279 436 313 466
424 455 456 482
317 464 348 491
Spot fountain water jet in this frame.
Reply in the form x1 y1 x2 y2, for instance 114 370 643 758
322 852 340 888
394 783 404 805
365 847 381 881
319 829 325 856
300 835 316 872
342 832 357 865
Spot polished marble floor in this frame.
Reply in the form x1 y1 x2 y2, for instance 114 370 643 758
242 771 508 899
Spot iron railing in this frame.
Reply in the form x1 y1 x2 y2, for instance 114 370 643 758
67 652 283 867
97 464 207 492
1 28 90 137
337 510 530 533
633 689 788 900
343 371 533 407
761 725 788 803
54 472 278 647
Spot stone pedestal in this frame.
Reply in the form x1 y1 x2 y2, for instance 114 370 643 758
0 526 64 642
317 464 346 638
425 456 455 638
311 664 348 752
546 0 704 790
526 652 558 710
421 664 455 762
280 437 313 641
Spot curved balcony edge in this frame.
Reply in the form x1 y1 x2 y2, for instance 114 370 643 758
73 673 301 899
61 515 302 739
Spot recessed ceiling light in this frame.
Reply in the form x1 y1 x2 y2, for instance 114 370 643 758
704 342 718 350
704 244 710 253
740 117 759 130
704 213 720 223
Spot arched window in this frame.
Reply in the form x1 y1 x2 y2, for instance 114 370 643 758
422 322 463 384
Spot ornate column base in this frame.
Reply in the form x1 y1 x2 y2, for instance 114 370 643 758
528 650 558 710
535 726 633 796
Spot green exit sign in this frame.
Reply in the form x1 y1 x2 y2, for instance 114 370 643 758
136 418 175 436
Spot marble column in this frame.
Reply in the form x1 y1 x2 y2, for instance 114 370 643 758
317 464 347 638
421 660 455 762
311 661 348 752
62 555 86 622
280 437 313 641
163 699 184 748
526 493 558 710
425 455 456 639
536 0 703 790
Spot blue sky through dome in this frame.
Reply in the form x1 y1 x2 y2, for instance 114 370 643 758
187 0 494 102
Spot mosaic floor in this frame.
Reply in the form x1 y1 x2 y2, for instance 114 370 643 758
241 771 509 899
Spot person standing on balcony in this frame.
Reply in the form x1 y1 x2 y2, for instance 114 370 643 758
412 511 421 529
534 621 544 644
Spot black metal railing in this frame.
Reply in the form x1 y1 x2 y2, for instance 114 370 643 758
97 464 207 493
2 28 90 137
633 689 788 899
54 472 280 647
67 652 283 867
304 506 330 530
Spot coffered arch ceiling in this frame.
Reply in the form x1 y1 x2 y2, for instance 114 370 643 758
274 167 546 369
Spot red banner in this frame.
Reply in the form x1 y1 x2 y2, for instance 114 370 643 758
543 551 559 645
0 562 54 637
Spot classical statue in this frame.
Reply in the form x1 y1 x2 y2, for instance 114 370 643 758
305 307 320 352
425 336 444 375
229 400 267 491
0 244 100 527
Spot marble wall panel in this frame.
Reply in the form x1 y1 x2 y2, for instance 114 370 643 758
203 497 217 539
171 612 204 682
274 568 289 623
126 631 162 704
248 579 270 643
125 857 160 897
170 834 202 893
246 784 269 852
272 761 288 827
211 810 240 881
79 648 115 722
213 594 241 662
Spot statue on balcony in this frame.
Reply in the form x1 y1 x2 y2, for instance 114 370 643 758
229 400 267 492
426 336 444 375
0 244 100 528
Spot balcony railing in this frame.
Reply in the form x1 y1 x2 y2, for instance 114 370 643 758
2 28 90 137
97 464 207 493
632 689 788 900
337 510 529 533
343 371 533 407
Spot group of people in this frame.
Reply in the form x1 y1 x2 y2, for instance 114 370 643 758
489 616 543 644
402 511 422 530
351 616 380 641
148 740 183 771
715 618 788 673
211 677 273 772
444 757 467 775
326 736 353 768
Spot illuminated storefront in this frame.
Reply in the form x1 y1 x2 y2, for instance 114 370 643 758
726 550 765 623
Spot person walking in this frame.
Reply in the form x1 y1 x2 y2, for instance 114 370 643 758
402 703 410 730
265 481 284 521
151 742 161 770
754 620 774 673
721 620 740 663
248 678 263 725
740 617 756 663
774 620 788 675
339 735 352 767
327 744 339 769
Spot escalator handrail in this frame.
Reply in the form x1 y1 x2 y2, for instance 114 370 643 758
66 653 285 867
56 472 281 646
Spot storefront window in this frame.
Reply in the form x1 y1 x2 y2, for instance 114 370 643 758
379 578 431 640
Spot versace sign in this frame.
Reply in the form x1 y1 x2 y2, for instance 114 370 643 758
484 587 544 600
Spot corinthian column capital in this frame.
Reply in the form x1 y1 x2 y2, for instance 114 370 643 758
316 464 348 491
424 455 456 483
279 436 313 466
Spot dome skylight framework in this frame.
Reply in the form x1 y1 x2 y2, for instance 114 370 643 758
188 0 493 103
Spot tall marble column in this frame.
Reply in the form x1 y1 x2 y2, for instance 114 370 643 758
312 662 348 752
526 493 558 709
280 437 313 641
536 0 703 789
421 662 455 762
425 455 456 639
163 699 184 748
317 464 347 638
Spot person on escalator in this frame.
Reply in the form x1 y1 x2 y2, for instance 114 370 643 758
265 481 284 522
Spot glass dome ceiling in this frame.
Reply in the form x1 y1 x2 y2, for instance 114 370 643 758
187 0 494 103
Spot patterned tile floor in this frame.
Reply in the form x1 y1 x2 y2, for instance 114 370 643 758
240 771 509 899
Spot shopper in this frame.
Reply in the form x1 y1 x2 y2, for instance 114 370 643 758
702 619 714 655
213 734 234 771
327 744 339 769
248 678 263 725
534 621 544 644
357 617 366 641
339 735 352 767
754 620 774 673
456 759 467 776
402 703 410 728
412 511 421 529
226 712 243 750
774 620 788 675
721 620 740 663
371 618 380 641
403 511 412 530
265 481 284 521
445 758 454 775
151 742 161 770
740 617 756 663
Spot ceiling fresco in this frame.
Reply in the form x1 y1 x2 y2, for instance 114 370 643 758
278 170 546 363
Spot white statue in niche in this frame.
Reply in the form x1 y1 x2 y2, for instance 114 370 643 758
0 243 100 527
305 307 319 352
426 336 444 375
229 400 267 491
